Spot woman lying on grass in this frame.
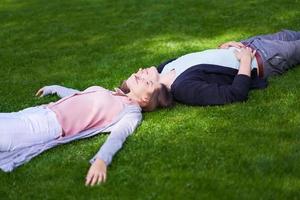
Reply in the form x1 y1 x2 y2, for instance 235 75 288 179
0 76 172 186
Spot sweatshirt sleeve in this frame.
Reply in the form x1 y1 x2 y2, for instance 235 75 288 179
172 74 251 106
89 110 142 166
42 85 80 98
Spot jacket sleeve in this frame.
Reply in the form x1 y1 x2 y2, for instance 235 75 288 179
172 74 251 106
89 111 142 166
41 85 80 98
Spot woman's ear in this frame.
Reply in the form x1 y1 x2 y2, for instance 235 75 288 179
139 95 150 107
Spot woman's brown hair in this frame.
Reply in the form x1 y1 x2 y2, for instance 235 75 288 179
119 80 173 112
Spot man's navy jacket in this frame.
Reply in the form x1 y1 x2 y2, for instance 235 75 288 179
157 59 268 106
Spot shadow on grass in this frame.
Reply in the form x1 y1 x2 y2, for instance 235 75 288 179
1 0 300 199
1 0 300 76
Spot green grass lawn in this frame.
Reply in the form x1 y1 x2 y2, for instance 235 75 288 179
1 0 300 199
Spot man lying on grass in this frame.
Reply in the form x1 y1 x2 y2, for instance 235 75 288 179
121 30 300 106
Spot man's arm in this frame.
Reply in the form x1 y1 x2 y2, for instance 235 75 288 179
235 47 256 77
173 47 256 106
173 74 252 106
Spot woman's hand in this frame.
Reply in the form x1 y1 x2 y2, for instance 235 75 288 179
35 86 53 97
85 159 107 186
35 87 45 97
234 47 256 61
219 41 245 49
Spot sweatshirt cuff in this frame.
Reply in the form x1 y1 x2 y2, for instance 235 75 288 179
233 74 251 88
232 74 251 96
89 154 109 166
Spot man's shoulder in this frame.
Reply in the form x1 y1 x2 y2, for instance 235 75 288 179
157 58 177 73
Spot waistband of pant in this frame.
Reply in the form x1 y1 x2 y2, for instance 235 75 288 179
42 105 64 137
254 50 264 78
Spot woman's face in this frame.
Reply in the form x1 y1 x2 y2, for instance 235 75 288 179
134 66 160 83
126 73 160 102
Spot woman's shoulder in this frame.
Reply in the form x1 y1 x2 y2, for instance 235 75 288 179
83 85 109 92
123 104 142 116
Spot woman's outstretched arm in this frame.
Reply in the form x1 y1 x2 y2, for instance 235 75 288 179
35 85 80 98
85 110 142 186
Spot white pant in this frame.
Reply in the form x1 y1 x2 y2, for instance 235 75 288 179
0 105 62 151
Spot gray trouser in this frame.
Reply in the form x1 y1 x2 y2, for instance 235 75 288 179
241 30 300 78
